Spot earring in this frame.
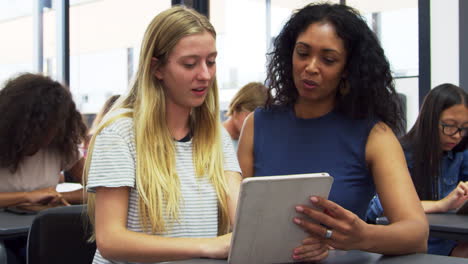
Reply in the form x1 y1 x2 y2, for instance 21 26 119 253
339 78 350 96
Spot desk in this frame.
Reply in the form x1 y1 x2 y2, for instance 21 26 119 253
376 213 468 241
0 210 36 238
427 213 468 241
0 209 36 264
164 250 468 264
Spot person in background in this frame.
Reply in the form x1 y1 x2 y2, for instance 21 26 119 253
0 73 87 207
0 73 88 263
366 83 468 257
80 94 121 158
84 6 245 263
238 3 428 261
89 95 121 136
222 82 268 150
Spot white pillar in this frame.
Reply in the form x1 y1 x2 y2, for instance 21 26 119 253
430 0 459 87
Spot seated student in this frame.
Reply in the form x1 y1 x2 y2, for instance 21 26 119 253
84 6 245 263
0 73 88 207
222 82 268 150
88 95 121 137
366 83 468 257
0 73 88 263
238 3 428 261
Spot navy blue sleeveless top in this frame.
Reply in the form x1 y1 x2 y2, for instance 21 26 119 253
254 106 376 219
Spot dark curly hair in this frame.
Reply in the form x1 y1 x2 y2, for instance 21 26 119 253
401 84 468 200
266 2 404 135
0 73 87 172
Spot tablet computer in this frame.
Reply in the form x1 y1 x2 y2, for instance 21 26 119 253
455 200 468 215
228 172 333 264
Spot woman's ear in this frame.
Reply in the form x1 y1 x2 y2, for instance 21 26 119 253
151 57 163 80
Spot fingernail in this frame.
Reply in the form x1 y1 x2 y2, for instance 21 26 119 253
293 217 302 224
295 205 304 212
310 196 319 203
292 255 300 260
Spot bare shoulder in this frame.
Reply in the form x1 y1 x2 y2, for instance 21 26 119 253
238 112 255 178
239 112 255 145
369 121 394 136
244 112 255 129
365 122 404 165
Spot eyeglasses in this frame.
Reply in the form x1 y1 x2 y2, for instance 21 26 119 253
440 123 468 137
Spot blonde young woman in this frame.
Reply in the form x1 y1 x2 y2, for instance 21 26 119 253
84 6 242 263
222 82 268 150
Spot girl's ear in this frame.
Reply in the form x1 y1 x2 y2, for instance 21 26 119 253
151 57 163 80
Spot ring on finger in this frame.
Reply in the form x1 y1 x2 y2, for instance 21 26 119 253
325 229 333 239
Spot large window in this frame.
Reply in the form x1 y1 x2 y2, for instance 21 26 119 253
69 0 171 114
0 0 419 126
0 0 101 86
347 0 419 129
212 0 340 109
0 0 171 115
0 1 34 84
211 0 267 109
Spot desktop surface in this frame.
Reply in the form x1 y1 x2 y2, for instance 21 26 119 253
165 250 468 264
0 209 36 237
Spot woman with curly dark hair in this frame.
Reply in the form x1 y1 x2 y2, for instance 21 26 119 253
0 73 88 208
238 3 427 261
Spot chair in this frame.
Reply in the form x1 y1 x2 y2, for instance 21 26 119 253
0 242 6 264
26 205 96 264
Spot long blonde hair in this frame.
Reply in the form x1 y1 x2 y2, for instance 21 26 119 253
84 6 230 237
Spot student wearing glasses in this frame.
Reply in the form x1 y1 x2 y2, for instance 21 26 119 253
366 83 468 257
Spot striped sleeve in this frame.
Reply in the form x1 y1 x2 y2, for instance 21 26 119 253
86 118 136 192
221 128 241 173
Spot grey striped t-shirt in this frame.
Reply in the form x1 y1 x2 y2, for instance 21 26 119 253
87 116 240 264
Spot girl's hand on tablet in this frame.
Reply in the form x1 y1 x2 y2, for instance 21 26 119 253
200 233 232 259
294 196 371 251
292 236 329 262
